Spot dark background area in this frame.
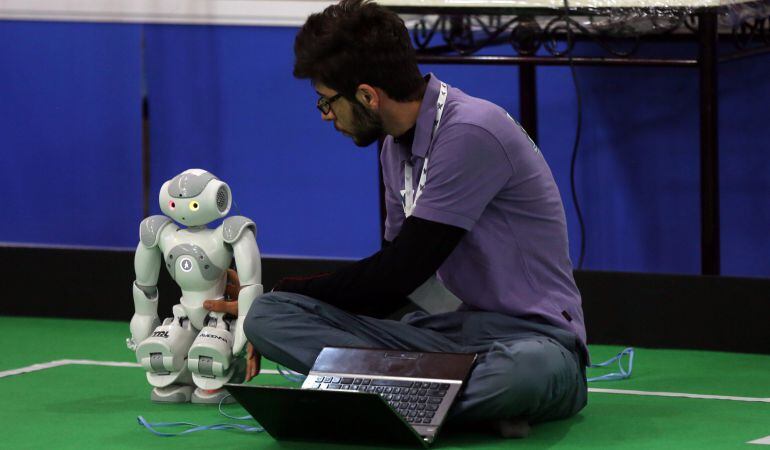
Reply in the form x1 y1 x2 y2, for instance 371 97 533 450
3 246 768 354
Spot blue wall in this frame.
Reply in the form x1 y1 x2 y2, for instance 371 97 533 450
142 25 381 258
1 20 768 277
0 21 142 248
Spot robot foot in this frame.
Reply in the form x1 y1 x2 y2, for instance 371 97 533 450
151 384 193 403
192 388 236 405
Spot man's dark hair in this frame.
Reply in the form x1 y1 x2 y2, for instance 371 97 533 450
294 0 424 102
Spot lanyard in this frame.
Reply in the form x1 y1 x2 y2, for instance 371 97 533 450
403 81 448 217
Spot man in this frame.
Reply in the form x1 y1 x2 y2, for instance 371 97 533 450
206 0 587 437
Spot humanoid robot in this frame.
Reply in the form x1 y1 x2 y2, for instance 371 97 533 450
127 169 262 403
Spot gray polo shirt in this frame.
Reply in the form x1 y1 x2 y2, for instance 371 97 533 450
381 74 586 352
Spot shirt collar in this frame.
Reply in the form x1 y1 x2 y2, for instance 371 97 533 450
411 73 443 158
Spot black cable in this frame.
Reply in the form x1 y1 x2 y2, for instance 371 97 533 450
563 0 587 270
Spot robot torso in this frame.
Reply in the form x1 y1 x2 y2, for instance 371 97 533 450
158 223 233 330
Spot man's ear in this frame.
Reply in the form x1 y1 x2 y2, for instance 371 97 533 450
355 84 379 110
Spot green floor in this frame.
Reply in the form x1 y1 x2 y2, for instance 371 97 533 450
2 316 769 449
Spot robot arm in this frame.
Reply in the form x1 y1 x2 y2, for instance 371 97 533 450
223 216 263 355
128 243 161 350
127 216 172 351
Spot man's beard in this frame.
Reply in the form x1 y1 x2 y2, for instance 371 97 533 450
349 100 384 147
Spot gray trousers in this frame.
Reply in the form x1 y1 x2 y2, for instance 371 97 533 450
244 292 587 425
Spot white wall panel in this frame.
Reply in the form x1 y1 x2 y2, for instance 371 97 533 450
0 0 334 26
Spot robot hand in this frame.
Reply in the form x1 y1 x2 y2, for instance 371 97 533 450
128 314 161 351
128 282 161 351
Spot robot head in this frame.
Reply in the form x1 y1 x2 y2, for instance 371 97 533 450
159 169 232 226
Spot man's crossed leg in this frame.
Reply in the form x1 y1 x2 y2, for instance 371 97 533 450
244 292 587 435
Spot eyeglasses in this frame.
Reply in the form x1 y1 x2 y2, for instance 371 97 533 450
316 93 343 115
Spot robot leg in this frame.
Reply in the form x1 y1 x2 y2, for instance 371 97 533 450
135 304 197 403
187 312 244 404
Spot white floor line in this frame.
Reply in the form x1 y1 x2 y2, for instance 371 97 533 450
3 360 770 405
0 359 282 379
589 387 770 403
748 435 770 445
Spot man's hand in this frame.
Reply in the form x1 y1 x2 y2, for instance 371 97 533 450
243 342 261 381
204 268 241 315
203 268 261 381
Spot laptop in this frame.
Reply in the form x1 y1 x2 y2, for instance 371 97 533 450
225 347 477 448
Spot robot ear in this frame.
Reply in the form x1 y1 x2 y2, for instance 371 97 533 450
213 181 232 216
158 181 173 215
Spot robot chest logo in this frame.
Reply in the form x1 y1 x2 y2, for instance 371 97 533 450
179 257 194 273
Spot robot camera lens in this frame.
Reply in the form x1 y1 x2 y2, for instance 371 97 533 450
169 201 176 209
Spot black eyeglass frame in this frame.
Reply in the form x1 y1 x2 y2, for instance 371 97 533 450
316 93 343 115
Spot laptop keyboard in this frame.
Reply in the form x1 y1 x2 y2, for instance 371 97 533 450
307 376 450 425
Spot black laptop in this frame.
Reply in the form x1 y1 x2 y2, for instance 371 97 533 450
225 347 477 448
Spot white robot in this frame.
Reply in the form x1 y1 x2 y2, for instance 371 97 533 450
127 169 262 403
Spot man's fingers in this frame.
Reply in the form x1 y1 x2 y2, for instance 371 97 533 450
225 283 240 301
246 357 260 382
246 343 261 382
203 299 239 316
225 269 241 301
227 268 240 286
204 269 241 315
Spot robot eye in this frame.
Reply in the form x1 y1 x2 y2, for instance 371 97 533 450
189 201 200 211
169 201 176 209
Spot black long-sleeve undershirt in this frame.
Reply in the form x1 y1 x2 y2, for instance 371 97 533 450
274 216 466 317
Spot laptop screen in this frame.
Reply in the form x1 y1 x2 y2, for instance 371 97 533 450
310 347 476 382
